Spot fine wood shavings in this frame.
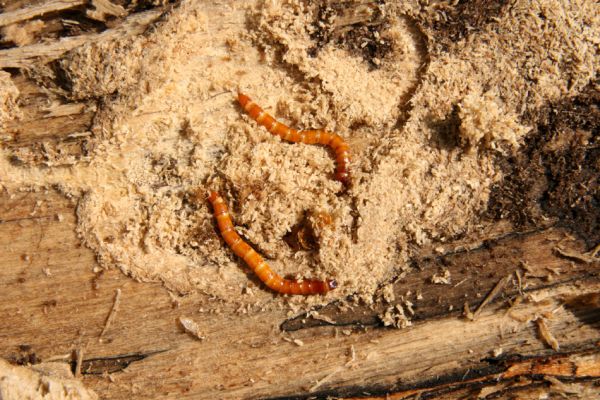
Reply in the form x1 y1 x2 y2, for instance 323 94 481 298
430 268 451 284
99 288 121 338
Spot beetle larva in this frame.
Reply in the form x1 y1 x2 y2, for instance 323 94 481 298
237 92 351 186
208 191 337 295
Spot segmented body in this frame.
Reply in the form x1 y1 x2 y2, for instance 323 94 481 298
208 191 337 295
237 92 351 186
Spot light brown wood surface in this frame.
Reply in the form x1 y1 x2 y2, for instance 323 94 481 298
1 1 599 399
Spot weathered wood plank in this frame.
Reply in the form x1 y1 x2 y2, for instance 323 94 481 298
283 227 599 330
1 190 598 399
0 9 162 68
0 0 86 27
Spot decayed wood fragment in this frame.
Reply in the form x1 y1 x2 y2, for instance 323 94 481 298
0 9 162 68
472 274 512 319
178 316 205 340
0 0 87 27
536 317 560 351
99 288 122 338
87 0 127 22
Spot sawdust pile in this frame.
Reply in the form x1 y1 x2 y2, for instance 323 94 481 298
0 71 21 132
1 0 598 310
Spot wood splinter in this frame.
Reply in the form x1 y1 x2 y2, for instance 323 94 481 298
208 191 337 295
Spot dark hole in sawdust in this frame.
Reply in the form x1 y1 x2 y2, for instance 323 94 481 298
309 0 393 70
283 214 319 252
283 210 333 252
416 0 509 53
427 105 461 150
487 85 599 250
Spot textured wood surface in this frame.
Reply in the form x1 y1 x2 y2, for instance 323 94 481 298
1 189 599 399
1 1 599 399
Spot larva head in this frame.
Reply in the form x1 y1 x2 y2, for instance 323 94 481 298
208 191 219 204
237 92 251 109
326 279 338 291
336 171 351 187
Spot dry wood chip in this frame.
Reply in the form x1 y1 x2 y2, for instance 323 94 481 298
536 317 560 351
345 345 356 367
553 246 596 264
463 302 474 320
477 383 508 399
544 375 587 396
99 288 121 338
178 316 205 340
587 243 600 258
0 0 87 27
74 347 84 377
87 0 127 22
515 269 523 294
309 367 342 393
472 274 511 319
379 304 412 328
312 314 337 324
430 268 451 284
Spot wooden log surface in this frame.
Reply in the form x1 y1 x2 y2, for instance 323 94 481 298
1 189 599 398
1 0 599 399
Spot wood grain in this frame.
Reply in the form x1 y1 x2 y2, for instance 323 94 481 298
1 189 598 399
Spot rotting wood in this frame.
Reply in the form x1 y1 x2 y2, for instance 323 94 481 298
344 352 600 400
0 0 87 27
282 227 599 331
472 273 512 319
87 0 126 22
553 245 597 264
0 9 163 68
78 352 166 375
1 189 598 399
2 74 96 165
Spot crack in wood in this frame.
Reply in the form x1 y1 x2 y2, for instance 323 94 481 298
266 346 600 400
281 227 599 331
72 349 167 375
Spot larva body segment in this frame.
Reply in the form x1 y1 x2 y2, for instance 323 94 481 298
208 191 337 295
237 93 351 186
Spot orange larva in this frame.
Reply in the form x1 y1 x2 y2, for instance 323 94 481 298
237 92 351 186
208 191 337 295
